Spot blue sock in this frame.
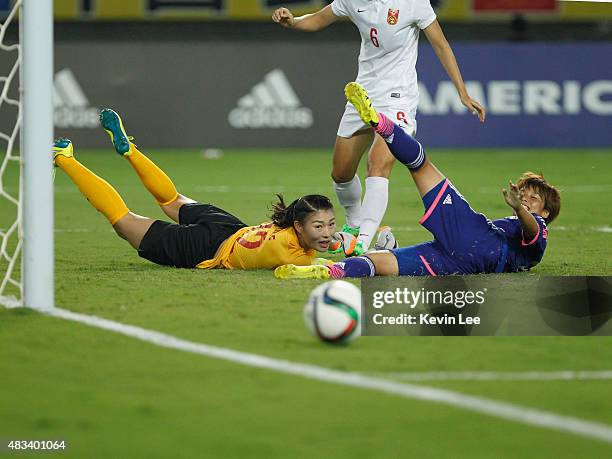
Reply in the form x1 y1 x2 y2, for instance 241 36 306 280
374 113 426 170
335 256 376 278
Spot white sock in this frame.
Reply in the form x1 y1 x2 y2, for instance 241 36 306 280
358 176 389 249
333 175 362 228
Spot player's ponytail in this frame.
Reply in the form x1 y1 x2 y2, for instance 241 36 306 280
271 194 333 228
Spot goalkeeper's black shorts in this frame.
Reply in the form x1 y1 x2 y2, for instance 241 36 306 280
137 202 247 268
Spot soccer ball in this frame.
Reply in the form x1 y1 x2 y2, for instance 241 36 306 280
304 280 361 344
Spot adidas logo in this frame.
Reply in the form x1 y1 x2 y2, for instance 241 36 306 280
54 69 99 128
228 69 313 129
443 194 453 205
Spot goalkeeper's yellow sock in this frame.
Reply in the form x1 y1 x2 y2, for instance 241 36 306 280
55 156 129 225
125 145 178 205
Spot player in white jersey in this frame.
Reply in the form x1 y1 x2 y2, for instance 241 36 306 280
272 0 485 255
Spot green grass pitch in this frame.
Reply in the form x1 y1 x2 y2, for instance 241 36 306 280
1 148 612 457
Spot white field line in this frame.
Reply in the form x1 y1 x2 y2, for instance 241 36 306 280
46 307 612 444
383 370 612 382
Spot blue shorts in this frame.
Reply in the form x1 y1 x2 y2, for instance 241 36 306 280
392 179 504 276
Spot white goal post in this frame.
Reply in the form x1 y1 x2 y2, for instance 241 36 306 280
0 0 54 310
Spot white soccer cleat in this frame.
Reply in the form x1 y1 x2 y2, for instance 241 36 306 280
374 226 398 251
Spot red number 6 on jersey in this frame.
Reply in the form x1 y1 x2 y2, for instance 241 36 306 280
370 28 380 48
397 111 408 125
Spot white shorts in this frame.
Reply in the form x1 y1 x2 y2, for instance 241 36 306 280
336 103 417 138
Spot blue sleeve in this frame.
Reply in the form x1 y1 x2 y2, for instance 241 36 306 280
520 214 548 254
492 217 522 240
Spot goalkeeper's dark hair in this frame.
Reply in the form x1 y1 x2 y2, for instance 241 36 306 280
271 194 334 228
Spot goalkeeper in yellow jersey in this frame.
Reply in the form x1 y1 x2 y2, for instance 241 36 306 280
53 109 336 270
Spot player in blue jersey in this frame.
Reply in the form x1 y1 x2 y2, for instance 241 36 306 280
275 82 561 279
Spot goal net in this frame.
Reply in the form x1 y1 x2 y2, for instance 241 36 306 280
0 0 54 310
0 0 22 308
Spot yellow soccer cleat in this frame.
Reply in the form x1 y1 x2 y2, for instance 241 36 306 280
274 264 331 280
53 137 74 166
313 258 335 267
345 82 379 126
